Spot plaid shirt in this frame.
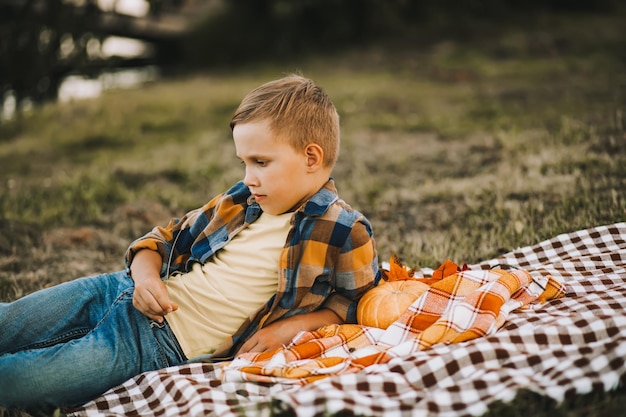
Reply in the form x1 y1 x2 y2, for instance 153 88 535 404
125 179 379 357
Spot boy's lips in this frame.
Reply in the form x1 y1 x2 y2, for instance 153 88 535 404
253 193 267 202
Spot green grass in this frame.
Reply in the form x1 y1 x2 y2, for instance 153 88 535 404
1 10 625 417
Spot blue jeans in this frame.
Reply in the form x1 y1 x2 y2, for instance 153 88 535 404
0 271 187 414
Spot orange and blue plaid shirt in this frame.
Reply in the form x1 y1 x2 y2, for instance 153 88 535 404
125 179 379 357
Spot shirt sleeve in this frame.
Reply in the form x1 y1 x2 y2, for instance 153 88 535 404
321 216 379 322
124 200 216 278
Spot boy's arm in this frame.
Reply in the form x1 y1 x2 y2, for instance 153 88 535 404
124 204 206 278
236 309 342 354
125 183 249 277
323 217 379 322
129 249 178 322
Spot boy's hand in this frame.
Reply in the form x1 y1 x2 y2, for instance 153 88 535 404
237 309 343 355
132 273 178 323
236 319 300 353
129 249 178 323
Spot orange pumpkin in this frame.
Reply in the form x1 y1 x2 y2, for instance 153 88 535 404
357 279 429 329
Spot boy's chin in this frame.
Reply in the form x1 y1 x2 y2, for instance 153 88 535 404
261 208 281 215
257 203 273 214
260 205 290 216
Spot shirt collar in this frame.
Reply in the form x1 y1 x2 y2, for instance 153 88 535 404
298 178 339 216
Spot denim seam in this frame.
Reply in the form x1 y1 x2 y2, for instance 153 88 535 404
19 289 133 351
150 322 171 367
14 328 91 352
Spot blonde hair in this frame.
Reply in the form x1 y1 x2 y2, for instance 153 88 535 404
230 75 340 168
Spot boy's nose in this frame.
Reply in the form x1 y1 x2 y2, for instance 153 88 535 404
243 168 259 187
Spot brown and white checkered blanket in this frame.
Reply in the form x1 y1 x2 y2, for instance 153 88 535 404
70 222 626 417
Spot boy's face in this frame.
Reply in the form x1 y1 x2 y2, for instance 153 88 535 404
233 119 322 215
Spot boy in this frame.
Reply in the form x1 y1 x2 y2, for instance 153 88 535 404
0 75 379 414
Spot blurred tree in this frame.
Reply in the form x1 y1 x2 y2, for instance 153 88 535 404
0 0 105 112
0 0 104 115
0 0 185 118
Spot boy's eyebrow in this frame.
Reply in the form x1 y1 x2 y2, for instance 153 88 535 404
237 152 271 160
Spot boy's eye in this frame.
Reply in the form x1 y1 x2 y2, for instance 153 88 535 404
239 159 268 167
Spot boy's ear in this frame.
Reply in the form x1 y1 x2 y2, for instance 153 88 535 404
304 144 324 171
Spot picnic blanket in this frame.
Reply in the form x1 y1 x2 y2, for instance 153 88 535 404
70 222 626 417
219 264 565 385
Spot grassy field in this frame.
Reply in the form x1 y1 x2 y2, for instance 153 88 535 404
1 10 625 417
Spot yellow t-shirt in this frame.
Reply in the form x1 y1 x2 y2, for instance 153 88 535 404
165 212 292 358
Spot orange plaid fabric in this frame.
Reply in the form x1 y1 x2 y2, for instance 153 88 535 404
220 264 566 384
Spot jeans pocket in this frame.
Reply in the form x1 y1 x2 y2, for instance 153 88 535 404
150 319 187 367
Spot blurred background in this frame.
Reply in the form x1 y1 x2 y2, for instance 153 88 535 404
2 0 623 117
